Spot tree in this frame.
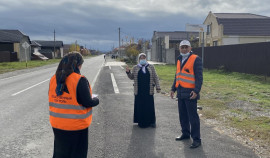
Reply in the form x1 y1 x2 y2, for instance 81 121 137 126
126 44 139 63
69 44 80 52
80 48 91 56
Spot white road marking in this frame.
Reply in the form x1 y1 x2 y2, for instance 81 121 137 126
12 78 50 96
91 65 103 89
110 73 119 93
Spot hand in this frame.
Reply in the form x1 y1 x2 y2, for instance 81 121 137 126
170 91 175 99
190 91 197 99
92 94 98 98
126 65 130 73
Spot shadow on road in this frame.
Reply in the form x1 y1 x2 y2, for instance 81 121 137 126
183 140 207 158
126 125 164 158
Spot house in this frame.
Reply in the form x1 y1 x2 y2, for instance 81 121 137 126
31 40 64 59
0 29 31 62
151 31 199 64
63 44 72 55
201 11 270 47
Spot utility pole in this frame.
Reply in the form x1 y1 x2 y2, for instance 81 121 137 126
202 32 204 67
200 28 204 68
54 29 56 58
75 40 77 51
118 27 120 56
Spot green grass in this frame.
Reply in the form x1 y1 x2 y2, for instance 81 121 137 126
229 116 270 142
202 70 270 109
154 65 176 92
0 55 98 74
154 65 270 145
0 59 60 74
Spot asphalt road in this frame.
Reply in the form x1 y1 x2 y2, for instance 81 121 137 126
88 58 259 158
0 56 260 158
0 55 104 158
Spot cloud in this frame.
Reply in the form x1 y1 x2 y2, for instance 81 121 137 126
1 0 270 51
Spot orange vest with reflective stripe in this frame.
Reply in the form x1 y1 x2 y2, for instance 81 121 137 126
175 54 197 89
48 73 93 131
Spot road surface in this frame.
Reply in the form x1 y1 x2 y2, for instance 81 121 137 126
0 56 259 158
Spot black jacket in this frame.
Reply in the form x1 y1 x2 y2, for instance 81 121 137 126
171 52 203 99
77 77 99 107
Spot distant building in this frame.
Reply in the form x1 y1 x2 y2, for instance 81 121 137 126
0 29 31 62
151 31 199 63
31 40 64 59
201 11 270 47
63 44 72 55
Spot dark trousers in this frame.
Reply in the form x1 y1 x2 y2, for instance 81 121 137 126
52 128 88 158
178 99 201 142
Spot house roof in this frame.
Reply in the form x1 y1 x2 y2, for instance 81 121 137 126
153 31 199 41
33 40 63 47
0 30 30 43
213 13 269 19
213 13 270 36
31 41 42 47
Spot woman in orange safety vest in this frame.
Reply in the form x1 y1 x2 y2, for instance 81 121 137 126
48 52 99 158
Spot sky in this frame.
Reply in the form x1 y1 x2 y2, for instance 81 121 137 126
1 0 270 51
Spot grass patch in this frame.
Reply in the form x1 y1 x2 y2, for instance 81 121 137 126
0 59 61 74
0 55 98 74
229 116 270 144
154 64 270 147
201 70 270 109
198 99 227 119
154 65 176 92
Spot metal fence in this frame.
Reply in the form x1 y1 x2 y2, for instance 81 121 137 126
175 42 270 76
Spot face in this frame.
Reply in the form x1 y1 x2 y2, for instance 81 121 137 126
78 65 82 70
179 45 191 54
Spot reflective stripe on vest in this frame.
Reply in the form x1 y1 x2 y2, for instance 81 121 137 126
175 54 197 88
48 73 93 131
176 72 195 78
176 77 195 84
49 110 92 119
49 102 87 110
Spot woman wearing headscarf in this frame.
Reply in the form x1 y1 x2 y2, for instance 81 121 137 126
48 52 99 158
126 53 161 128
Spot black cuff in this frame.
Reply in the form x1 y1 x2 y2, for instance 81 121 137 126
92 97 99 107
194 89 200 94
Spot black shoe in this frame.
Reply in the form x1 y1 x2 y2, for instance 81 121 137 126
175 135 190 141
190 141 201 148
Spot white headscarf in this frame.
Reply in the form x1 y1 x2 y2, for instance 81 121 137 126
137 53 148 73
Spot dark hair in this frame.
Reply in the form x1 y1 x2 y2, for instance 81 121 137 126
55 52 84 96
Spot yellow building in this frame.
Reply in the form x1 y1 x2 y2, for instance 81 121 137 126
200 11 270 47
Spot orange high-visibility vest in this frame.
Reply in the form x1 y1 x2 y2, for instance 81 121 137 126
175 54 197 88
48 72 93 131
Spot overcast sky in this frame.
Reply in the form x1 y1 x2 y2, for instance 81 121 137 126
1 0 270 51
